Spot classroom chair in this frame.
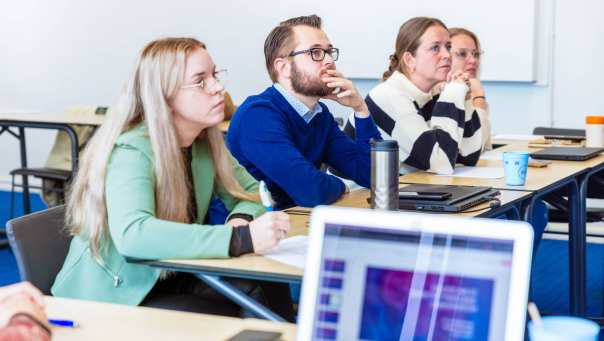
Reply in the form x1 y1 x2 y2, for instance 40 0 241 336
7 106 106 220
6 205 70 294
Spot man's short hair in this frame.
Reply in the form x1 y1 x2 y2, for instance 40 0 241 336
264 15 322 83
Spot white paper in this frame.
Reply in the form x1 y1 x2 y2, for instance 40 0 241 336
479 150 503 161
327 169 364 192
262 235 308 269
493 134 541 141
436 166 504 179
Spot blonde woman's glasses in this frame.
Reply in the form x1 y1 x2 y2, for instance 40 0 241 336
181 69 228 93
453 49 483 60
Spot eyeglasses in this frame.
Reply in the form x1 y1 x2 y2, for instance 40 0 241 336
453 49 483 60
180 69 227 93
289 47 339 62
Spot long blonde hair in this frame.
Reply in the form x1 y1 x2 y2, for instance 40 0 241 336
67 37 257 259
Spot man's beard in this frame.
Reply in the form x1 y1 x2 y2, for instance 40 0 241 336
290 61 332 97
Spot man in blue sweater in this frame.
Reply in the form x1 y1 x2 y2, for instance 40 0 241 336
227 15 382 209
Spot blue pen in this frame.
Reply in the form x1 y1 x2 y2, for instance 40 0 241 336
259 180 274 212
48 319 78 328
259 180 286 239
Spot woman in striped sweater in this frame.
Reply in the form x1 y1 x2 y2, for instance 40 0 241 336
345 17 484 175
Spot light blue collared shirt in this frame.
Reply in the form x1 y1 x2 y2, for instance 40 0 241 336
273 83 323 124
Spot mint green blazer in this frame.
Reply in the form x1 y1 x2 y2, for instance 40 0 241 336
51 126 265 305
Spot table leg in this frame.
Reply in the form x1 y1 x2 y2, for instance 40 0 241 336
17 127 30 214
524 178 583 316
194 273 286 322
575 166 604 316
568 179 583 316
481 202 521 220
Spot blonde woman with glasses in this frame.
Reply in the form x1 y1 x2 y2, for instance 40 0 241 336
51 37 294 320
449 27 492 150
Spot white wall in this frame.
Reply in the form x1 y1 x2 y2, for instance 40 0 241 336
1 0 602 184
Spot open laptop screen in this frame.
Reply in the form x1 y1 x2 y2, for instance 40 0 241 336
312 224 514 341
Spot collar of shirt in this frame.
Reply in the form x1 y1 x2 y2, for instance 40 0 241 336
273 83 323 123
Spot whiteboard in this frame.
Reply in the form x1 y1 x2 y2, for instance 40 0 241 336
2 0 537 112
319 1 537 82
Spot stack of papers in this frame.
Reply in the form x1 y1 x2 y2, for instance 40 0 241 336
493 134 541 141
436 166 504 179
479 150 503 161
263 235 308 269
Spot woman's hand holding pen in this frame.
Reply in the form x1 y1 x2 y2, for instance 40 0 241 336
249 211 291 254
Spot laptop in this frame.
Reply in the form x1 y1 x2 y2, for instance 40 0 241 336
398 184 499 212
530 146 604 161
298 206 533 341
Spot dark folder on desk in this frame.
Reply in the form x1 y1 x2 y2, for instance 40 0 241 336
398 184 498 212
530 147 604 161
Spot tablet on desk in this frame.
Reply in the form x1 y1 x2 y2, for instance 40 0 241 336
398 191 451 201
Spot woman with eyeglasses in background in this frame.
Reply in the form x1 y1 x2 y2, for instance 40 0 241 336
345 17 483 175
51 37 294 320
448 28 548 248
449 27 492 150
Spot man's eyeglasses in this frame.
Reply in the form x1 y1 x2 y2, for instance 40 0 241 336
180 69 228 93
289 47 339 62
453 49 483 60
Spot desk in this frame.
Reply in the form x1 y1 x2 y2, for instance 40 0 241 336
0 112 103 213
0 112 231 213
137 189 532 322
400 142 604 316
47 296 296 341
495 142 604 316
401 156 583 316
399 158 585 192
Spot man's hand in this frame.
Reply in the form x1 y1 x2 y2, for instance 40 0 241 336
321 69 369 118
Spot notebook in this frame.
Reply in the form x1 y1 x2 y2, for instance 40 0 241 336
398 184 499 212
298 206 533 341
530 146 604 161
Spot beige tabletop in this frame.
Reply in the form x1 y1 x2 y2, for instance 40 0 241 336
157 188 531 280
333 188 531 217
157 213 308 280
399 157 587 192
0 112 232 134
497 141 604 169
0 112 105 126
47 296 296 341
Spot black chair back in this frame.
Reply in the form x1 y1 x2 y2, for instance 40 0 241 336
6 205 71 294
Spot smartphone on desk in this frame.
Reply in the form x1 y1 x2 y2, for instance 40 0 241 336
398 191 452 201
528 158 551 168
227 330 282 341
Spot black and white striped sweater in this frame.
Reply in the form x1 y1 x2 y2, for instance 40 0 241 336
345 71 483 175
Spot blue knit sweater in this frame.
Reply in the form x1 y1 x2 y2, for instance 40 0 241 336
227 86 381 209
